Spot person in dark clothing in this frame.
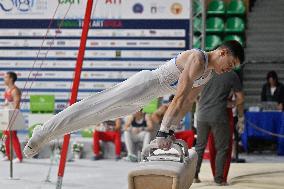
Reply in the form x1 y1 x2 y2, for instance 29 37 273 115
261 71 284 111
194 71 244 185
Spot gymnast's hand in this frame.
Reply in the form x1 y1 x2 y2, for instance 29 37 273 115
155 130 176 150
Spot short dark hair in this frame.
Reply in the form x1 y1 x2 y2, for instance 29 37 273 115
218 40 245 64
168 95 175 102
266 70 279 85
6 72 17 83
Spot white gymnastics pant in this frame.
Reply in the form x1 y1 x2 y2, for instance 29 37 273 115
37 70 175 143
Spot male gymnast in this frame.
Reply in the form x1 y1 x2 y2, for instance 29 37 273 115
24 40 244 157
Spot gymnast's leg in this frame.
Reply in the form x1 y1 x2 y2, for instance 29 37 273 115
23 70 166 158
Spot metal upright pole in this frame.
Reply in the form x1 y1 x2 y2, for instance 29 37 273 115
56 0 94 188
201 0 206 50
9 130 13 179
189 0 193 49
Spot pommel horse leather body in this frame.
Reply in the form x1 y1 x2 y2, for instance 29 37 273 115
128 139 197 189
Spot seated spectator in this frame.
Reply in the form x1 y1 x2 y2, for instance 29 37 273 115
152 95 195 148
261 71 284 111
93 118 122 160
124 109 153 162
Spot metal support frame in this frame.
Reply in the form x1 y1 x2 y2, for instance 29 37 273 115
56 0 94 188
191 0 206 50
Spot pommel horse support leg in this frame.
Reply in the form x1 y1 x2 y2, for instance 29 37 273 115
128 139 198 189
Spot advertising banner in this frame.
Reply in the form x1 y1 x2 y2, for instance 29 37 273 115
0 0 191 120
0 0 190 19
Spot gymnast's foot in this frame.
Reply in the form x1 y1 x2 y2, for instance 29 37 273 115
23 125 46 158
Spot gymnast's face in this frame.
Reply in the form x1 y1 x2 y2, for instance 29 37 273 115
214 49 240 74
4 73 12 86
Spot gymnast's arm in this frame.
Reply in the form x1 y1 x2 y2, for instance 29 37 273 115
124 115 134 131
12 88 21 109
159 52 204 133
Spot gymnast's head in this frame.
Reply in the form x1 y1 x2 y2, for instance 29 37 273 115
211 40 244 74
4 71 18 85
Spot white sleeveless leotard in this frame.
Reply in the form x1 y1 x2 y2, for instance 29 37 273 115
153 49 213 93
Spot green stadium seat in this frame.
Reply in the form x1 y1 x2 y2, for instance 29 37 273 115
194 17 202 33
224 35 244 46
207 0 226 16
206 35 222 51
225 17 245 33
206 17 224 33
193 0 202 15
193 35 201 49
227 0 246 16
